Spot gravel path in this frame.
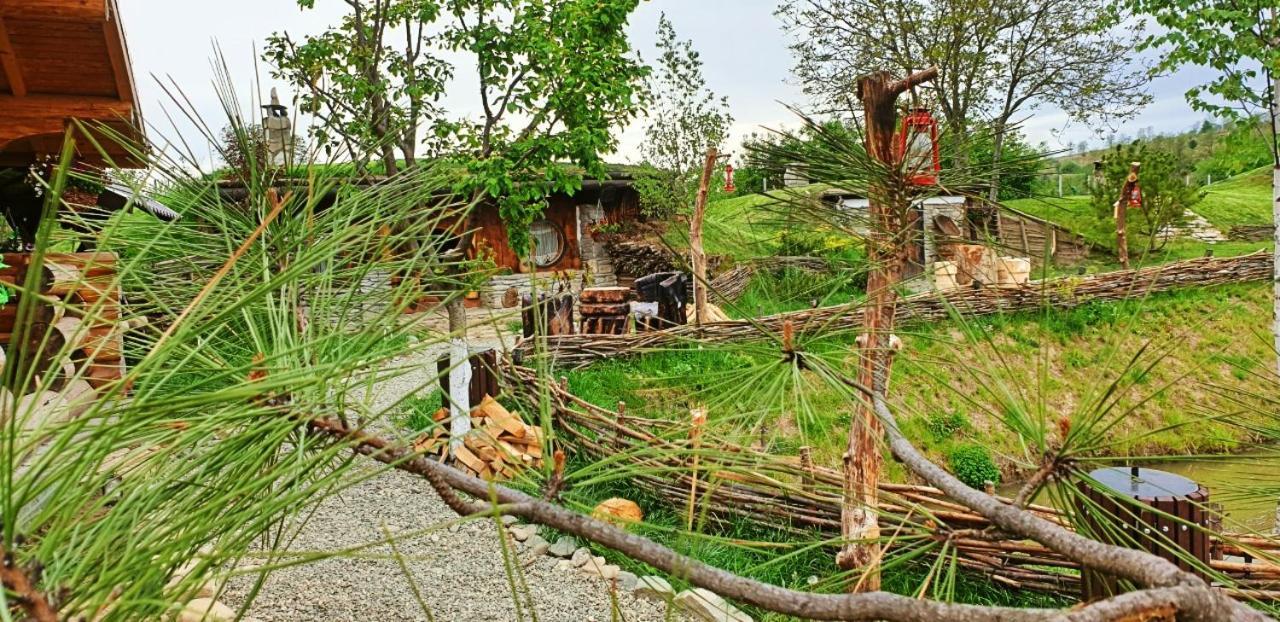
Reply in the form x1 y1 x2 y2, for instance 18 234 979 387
221 309 689 621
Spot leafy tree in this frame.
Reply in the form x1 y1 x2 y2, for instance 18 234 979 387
634 14 732 219
264 0 450 175
1091 142 1198 252
776 0 1150 198
1124 0 1279 366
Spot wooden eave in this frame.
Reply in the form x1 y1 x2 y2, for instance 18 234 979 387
0 0 143 167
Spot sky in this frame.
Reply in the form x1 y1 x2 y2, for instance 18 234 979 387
117 0 1222 169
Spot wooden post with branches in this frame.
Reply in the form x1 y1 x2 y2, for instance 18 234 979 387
836 67 938 590
1114 162 1141 270
691 148 718 326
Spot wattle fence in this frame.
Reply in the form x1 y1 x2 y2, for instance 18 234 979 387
501 363 1280 600
520 252 1271 368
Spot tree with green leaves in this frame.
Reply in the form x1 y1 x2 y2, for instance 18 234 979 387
1091 142 1198 252
776 0 1150 199
264 0 451 175
634 14 733 219
1125 0 1279 369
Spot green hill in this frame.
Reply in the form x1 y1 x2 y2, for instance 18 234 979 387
566 281 1277 480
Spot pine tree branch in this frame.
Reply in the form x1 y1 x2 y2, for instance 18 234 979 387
0 545 57 622
307 416 1256 622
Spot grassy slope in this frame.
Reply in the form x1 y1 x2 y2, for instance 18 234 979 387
1006 167 1273 241
676 184 831 259
566 281 1277 482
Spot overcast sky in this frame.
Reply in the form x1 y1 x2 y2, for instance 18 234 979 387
118 0 1219 169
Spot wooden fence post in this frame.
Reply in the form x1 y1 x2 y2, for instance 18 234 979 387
691 148 718 326
838 66 938 592
687 406 707 530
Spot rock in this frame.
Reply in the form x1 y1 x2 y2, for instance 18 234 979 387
569 547 592 568
547 536 578 558
179 598 237 622
500 515 519 526
524 534 550 557
674 588 753 622
616 571 639 591
633 576 674 601
591 497 643 525
555 559 576 572
578 555 619 580
508 524 538 542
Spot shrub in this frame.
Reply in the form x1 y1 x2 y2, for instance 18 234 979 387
925 411 969 441
1090 142 1200 252
947 444 1000 488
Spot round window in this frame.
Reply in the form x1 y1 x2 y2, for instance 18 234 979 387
529 219 565 268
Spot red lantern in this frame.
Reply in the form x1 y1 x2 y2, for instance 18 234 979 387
895 107 940 186
723 163 736 193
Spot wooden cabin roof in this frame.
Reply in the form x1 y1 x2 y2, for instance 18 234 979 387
0 0 143 167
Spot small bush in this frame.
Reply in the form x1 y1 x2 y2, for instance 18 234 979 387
925 411 969 441
947 444 1000 489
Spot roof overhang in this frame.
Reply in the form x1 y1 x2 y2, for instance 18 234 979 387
0 0 143 168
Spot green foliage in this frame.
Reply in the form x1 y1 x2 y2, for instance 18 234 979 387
947 444 1001 488
265 0 450 171
925 411 970 442
1128 0 1279 145
635 14 733 219
269 0 649 256
962 126 1045 200
1090 142 1200 251
1195 120 1275 181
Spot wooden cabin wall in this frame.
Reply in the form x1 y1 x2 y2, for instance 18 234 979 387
467 198 582 273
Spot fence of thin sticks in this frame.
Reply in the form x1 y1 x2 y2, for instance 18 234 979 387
521 252 1272 368
502 362 1280 600
708 255 832 301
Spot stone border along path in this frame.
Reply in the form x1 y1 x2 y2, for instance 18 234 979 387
218 309 740 621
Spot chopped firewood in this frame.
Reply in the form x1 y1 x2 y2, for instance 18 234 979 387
476 395 526 438
414 395 545 481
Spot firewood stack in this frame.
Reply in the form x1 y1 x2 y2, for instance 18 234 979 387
579 286 630 335
0 252 124 391
414 395 544 480
602 240 677 278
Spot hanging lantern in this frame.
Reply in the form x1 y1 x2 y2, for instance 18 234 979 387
723 163 736 193
895 107 940 186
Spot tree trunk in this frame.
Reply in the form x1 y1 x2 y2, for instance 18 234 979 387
447 295 471 451
987 121 1006 204
691 148 718 326
1271 70 1280 375
837 67 937 592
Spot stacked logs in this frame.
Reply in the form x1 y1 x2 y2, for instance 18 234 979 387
0 253 124 418
603 240 677 278
501 361 1280 600
413 395 544 480
579 287 630 335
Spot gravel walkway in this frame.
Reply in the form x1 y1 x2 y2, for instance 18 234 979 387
221 309 689 621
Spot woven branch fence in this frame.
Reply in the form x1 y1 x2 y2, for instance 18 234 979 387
709 256 832 301
500 363 1280 600
522 252 1272 368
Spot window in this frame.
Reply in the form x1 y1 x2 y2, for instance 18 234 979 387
529 219 565 268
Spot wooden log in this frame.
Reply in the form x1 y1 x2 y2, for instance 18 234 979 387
579 287 629 304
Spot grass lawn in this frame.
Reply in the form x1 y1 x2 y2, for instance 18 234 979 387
565 281 1278 483
1005 167 1274 245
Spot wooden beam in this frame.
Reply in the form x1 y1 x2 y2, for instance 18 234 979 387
0 16 23 96
0 0 108 21
101 7 134 103
0 94 133 148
